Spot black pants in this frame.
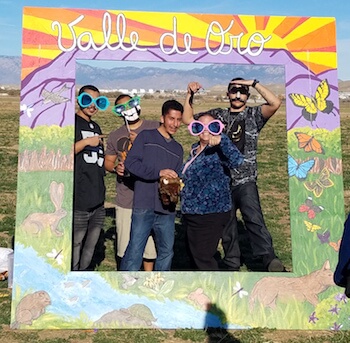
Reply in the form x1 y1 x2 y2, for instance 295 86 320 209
222 182 276 270
72 205 105 271
183 212 230 271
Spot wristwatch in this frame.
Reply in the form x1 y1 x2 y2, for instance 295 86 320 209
252 79 259 88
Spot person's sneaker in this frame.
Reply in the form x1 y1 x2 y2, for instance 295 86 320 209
267 258 285 272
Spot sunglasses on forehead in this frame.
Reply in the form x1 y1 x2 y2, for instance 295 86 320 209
112 96 141 116
228 86 249 95
77 92 110 111
188 120 225 136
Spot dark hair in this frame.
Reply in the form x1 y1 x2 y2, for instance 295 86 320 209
227 77 249 93
161 99 184 116
78 85 100 95
115 93 131 105
194 110 218 120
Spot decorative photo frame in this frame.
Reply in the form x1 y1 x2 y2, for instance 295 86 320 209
12 7 346 330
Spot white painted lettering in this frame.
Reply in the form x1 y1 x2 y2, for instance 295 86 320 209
52 13 272 58
52 12 146 53
206 20 271 57
159 17 196 55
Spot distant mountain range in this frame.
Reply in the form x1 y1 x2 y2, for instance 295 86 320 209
75 62 286 91
1 55 349 91
0 55 284 90
0 56 22 87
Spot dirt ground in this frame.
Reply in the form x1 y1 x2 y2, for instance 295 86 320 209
0 326 341 343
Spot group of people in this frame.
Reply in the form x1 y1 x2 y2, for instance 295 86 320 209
72 76 286 273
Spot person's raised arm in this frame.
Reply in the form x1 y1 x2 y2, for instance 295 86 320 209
183 81 202 125
254 82 281 119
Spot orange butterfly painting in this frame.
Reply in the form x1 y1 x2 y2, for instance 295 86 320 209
329 239 341 252
304 167 334 197
294 132 325 154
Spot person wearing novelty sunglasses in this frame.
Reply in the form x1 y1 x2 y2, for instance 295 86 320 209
183 78 285 273
73 85 108 271
105 94 159 271
181 112 244 270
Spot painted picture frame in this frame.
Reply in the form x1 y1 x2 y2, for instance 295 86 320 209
12 7 346 330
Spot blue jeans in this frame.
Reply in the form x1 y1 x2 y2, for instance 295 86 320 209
120 209 175 271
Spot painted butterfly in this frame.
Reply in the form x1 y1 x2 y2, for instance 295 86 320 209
317 230 330 244
294 132 324 154
288 155 314 180
289 79 335 123
329 239 341 252
304 220 321 233
304 167 334 197
298 196 324 219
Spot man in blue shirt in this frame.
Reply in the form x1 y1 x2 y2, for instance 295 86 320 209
120 100 184 271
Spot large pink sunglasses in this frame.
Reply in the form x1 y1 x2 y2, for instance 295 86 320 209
188 120 225 136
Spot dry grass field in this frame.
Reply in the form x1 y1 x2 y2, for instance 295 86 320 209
1 93 350 342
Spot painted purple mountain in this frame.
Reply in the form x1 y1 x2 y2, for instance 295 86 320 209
19 46 339 131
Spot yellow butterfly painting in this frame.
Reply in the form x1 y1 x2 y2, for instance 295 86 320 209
304 167 334 197
304 220 321 233
289 79 335 123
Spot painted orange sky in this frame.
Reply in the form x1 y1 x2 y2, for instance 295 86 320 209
21 8 337 79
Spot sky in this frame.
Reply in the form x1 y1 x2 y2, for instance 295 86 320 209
1 0 350 80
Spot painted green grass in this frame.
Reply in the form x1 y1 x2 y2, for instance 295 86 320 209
1 98 350 342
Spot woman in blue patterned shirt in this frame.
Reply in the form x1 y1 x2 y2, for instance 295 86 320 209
181 112 244 270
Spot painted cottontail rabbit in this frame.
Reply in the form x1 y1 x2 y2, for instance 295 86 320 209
21 181 67 236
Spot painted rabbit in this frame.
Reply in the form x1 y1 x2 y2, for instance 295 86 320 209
21 181 67 236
